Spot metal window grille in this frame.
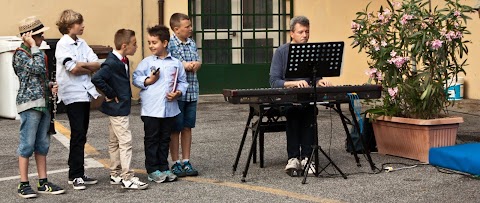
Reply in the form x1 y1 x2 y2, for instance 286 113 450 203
189 0 294 65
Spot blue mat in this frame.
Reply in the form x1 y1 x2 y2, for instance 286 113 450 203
429 143 480 175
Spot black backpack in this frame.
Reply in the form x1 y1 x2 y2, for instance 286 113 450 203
345 114 377 154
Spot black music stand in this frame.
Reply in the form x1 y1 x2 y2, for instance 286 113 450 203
285 42 348 183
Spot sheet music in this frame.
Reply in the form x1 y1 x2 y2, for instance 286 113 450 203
171 67 179 93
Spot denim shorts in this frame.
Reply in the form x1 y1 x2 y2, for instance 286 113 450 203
173 101 197 132
17 109 51 158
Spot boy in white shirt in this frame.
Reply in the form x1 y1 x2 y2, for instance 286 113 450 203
55 9 100 190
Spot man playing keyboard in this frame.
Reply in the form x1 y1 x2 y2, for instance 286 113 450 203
269 16 332 177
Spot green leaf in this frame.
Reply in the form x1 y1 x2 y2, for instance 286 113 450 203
420 84 432 100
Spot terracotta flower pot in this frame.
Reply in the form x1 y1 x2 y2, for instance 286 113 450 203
371 116 463 163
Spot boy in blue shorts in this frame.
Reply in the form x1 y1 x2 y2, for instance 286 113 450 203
13 16 65 198
133 25 188 183
168 13 201 177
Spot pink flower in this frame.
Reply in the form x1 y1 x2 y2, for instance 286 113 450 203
454 10 461 17
421 23 427 29
400 14 414 25
378 12 385 21
392 1 402 7
381 41 387 47
388 87 398 98
376 71 383 81
390 50 397 57
383 9 391 16
455 31 463 39
443 30 462 41
351 21 362 32
387 56 409 68
431 39 443 50
365 68 377 78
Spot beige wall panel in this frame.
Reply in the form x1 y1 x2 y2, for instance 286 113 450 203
0 0 149 99
295 0 385 86
296 0 480 99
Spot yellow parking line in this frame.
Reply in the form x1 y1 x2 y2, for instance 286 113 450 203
181 177 344 203
54 121 100 155
55 121 343 203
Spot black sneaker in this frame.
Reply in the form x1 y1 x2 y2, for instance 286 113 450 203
68 174 98 185
71 178 86 190
183 161 199 176
171 162 186 177
38 182 65 195
17 184 37 199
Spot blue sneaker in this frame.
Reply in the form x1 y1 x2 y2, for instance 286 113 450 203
164 170 178 182
171 162 186 177
148 170 167 183
183 161 199 176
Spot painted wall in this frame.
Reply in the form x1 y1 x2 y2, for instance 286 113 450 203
1 0 479 99
296 0 480 99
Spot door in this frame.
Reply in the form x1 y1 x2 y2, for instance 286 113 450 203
189 0 293 93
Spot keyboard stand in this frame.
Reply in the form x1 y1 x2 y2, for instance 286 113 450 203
231 101 378 183
232 103 288 182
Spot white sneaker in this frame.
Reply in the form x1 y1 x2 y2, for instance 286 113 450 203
285 158 302 177
110 175 122 185
121 177 148 190
301 157 316 175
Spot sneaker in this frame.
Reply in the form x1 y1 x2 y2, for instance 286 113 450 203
171 162 186 177
285 158 302 177
182 161 199 176
121 177 148 190
68 174 98 185
17 184 37 199
301 157 316 175
147 170 167 183
71 178 86 190
164 170 178 182
110 175 122 185
37 182 65 195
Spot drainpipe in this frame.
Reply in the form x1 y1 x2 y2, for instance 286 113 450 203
141 0 145 58
158 0 165 24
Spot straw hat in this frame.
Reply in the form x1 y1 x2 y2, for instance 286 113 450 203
18 16 50 36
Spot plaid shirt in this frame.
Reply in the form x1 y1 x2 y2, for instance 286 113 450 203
168 34 200 101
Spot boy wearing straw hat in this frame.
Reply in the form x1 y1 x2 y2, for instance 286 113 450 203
13 16 65 199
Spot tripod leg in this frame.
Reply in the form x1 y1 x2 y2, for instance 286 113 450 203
302 146 317 184
317 146 347 179
233 106 254 175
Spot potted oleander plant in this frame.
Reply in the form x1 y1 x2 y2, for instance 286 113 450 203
349 0 473 162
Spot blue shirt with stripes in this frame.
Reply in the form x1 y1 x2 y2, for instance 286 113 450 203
168 34 200 102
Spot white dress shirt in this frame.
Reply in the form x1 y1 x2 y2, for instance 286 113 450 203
55 34 101 105
112 50 128 75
